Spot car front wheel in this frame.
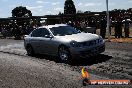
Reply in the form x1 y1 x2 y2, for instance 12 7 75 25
26 45 34 56
58 46 71 63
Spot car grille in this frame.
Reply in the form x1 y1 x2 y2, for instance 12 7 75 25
81 45 105 55
82 39 100 46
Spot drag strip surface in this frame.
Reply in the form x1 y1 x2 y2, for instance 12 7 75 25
0 52 83 88
0 39 132 87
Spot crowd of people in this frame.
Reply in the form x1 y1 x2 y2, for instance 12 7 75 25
67 20 97 33
67 17 131 39
0 25 35 39
0 17 131 39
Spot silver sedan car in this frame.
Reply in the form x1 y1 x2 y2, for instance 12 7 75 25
24 24 105 62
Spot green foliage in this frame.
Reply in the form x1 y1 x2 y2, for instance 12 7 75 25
11 6 33 39
64 0 76 14
12 6 32 17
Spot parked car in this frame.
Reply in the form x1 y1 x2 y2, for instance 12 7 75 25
24 24 105 62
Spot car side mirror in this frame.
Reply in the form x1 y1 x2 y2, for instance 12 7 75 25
24 35 28 37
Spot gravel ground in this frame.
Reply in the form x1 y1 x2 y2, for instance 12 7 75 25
0 52 83 88
0 39 132 88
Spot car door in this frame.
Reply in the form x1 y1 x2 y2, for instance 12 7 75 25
30 29 42 54
38 28 54 55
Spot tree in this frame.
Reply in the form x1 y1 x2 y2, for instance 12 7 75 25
64 0 76 14
11 6 32 39
12 6 32 17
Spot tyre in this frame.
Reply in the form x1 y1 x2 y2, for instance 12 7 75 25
58 46 71 63
26 45 34 56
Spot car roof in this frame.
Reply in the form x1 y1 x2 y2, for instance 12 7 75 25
38 24 68 29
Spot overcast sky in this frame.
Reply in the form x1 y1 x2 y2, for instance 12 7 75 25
0 0 132 18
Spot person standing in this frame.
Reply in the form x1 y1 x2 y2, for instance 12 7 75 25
88 20 96 34
80 21 86 32
74 21 81 30
1 28 6 38
114 18 122 38
68 21 74 27
109 18 112 35
100 18 107 38
124 19 130 38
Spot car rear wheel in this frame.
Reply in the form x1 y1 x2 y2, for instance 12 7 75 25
26 45 34 56
58 46 71 63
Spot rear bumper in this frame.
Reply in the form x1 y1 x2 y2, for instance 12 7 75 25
70 43 105 59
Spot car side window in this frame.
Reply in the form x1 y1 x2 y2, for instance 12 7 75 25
31 28 50 37
39 28 50 37
31 29 41 37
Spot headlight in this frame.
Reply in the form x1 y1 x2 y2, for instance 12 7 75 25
70 40 82 47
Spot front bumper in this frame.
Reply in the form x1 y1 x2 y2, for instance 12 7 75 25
69 43 105 59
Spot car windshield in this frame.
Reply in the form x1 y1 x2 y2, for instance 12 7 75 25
50 26 79 36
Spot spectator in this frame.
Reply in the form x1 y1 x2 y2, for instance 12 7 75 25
109 18 112 35
114 18 123 38
88 20 96 34
100 18 107 38
13 27 21 40
1 28 6 38
68 21 74 27
80 21 86 32
124 19 130 38
74 21 81 31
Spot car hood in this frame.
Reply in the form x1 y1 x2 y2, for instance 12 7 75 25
55 33 100 42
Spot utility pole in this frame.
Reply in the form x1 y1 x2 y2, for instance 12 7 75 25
106 0 110 41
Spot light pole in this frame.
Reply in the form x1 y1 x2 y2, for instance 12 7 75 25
106 0 110 41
